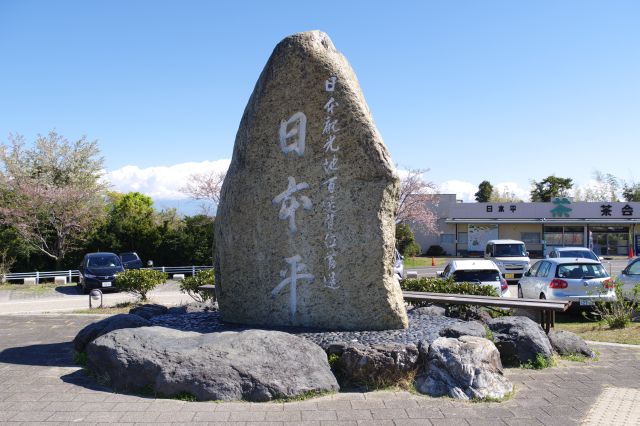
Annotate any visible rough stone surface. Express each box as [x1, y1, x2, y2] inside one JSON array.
[[129, 303, 169, 319], [410, 305, 446, 316], [439, 321, 487, 339], [214, 30, 407, 330], [149, 309, 463, 349], [167, 302, 217, 315], [333, 343, 419, 386], [487, 316, 554, 365], [73, 314, 151, 352], [86, 326, 339, 402], [548, 329, 596, 358], [416, 336, 513, 400]]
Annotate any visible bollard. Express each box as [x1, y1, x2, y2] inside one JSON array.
[[89, 289, 103, 309]]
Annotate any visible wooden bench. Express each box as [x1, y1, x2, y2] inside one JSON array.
[[402, 291, 572, 333]]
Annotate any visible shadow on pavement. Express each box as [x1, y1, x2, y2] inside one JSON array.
[[0, 341, 76, 367], [55, 285, 81, 295]]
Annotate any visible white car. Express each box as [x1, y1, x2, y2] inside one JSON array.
[[484, 239, 530, 285], [546, 247, 602, 262], [439, 259, 511, 297], [518, 258, 615, 307], [617, 257, 640, 299]]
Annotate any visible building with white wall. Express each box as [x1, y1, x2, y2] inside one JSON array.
[[413, 194, 640, 258]]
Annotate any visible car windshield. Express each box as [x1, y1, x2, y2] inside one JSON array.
[[87, 255, 121, 268], [494, 244, 526, 257], [558, 250, 598, 261], [453, 270, 501, 282], [556, 263, 608, 279], [121, 253, 138, 262]]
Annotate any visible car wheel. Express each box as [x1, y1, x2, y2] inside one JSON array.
[[517, 285, 523, 299]]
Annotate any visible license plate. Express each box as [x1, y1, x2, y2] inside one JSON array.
[[579, 299, 593, 306], [505, 273, 514, 279], [102, 282, 112, 287]]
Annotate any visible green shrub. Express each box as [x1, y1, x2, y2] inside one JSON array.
[[179, 269, 215, 303], [396, 223, 422, 257], [425, 245, 446, 256], [115, 269, 167, 301], [587, 279, 639, 329], [402, 277, 499, 317], [401, 277, 498, 297]]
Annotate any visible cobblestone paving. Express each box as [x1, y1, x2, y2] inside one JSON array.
[[1, 314, 639, 425]]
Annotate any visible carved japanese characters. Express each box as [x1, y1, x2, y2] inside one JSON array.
[[214, 31, 408, 330]]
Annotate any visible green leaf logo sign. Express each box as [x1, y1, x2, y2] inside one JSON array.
[[550, 197, 572, 218]]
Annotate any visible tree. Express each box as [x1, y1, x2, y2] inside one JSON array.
[[181, 170, 226, 216], [474, 181, 493, 202], [622, 183, 640, 202], [102, 192, 160, 259], [0, 132, 106, 269], [395, 168, 438, 233], [529, 175, 573, 202], [395, 223, 421, 257], [490, 188, 523, 203], [582, 171, 620, 202]]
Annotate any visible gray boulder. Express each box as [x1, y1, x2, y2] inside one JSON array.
[[214, 30, 407, 330], [334, 343, 419, 386], [86, 327, 339, 401], [487, 316, 553, 365], [548, 329, 595, 358], [73, 314, 151, 352], [416, 336, 513, 400], [439, 321, 487, 339], [129, 303, 169, 319]]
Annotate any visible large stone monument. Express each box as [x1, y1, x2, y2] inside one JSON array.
[[214, 30, 408, 330]]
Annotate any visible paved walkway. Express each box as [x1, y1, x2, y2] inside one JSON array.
[[0, 282, 191, 314], [0, 315, 639, 425]]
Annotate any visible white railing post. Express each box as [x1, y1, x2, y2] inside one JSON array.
[[192, 265, 195, 276], [36, 271, 40, 284]]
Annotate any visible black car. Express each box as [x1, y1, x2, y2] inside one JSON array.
[[119, 252, 143, 269], [78, 252, 124, 294]]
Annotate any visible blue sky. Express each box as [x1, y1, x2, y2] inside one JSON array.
[[1, 1, 639, 210]]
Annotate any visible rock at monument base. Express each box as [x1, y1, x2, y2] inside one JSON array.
[[487, 316, 554, 365], [409, 305, 446, 317], [73, 313, 151, 352], [129, 303, 169, 319], [439, 321, 487, 339], [214, 30, 407, 330], [86, 327, 339, 402], [548, 329, 595, 358], [416, 336, 513, 400], [332, 343, 419, 387]]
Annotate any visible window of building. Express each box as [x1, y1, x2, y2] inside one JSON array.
[[521, 232, 541, 244], [440, 234, 455, 244], [457, 232, 468, 244]]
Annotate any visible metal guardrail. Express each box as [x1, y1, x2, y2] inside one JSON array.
[[1, 265, 214, 284]]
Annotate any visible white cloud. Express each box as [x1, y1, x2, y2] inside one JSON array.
[[439, 180, 478, 202], [102, 159, 231, 200]]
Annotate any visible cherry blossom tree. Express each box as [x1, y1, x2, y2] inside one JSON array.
[[181, 170, 226, 216], [395, 168, 438, 234], [0, 132, 106, 268]]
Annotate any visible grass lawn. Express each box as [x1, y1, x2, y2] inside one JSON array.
[[0, 282, 75, 294], [555, 317, 640, 345], [404, 257, 449, 268], [71, 301, 140, 315]]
